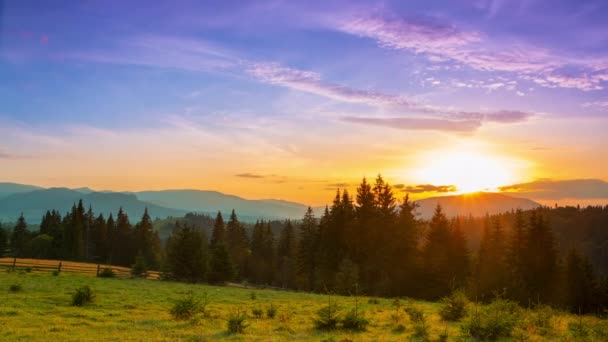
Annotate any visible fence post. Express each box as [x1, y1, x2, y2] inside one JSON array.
[[58, 261, 62, 273], [96, 264, 100, 277], [12, 257, 16, 271]]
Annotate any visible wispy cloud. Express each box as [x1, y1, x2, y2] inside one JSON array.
[[341, 116, 482, 133], [334, 14, 608, 91], [401, 184, 458, 193], [499, 179, 608, 199], [235, 173, 266, 179], [582, 101, 608, 110]]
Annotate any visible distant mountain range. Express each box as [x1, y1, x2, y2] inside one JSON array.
[[0, 182, 541, 224]]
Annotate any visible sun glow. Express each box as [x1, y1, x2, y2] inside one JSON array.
[[413, 148, 519, 193]]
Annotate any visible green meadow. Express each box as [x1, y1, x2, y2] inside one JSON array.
[[1, 271, 607, 341]]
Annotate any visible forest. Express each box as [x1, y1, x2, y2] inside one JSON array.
[[1, 176, 607, 315]]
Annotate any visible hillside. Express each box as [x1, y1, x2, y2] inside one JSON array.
[[414, 192, 541, 219], [135, 190, 314, 219], [0, 182, 43, 199], [0, 188, 186, 223]]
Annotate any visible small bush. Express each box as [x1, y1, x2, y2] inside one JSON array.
[[568, 316, 592, 339], [460, 299, 521, 341], [368, 298, 380, 305], [9, 284, 22, 292], [314, 297, 341, 330], [341, 308, 370, 331], [227, 310, 249, 334], [52, 270, 60, 276], [131, 254, 147, 277], [98, 268, 116, 278], [250, 292, 256, 300], [252, 308, 263, 318], [71, 286, 95, 306], [266, 304, 277, 319], [24, 267, 32, 273], [439, 289, 469, 322], [392, 324, 406, 333], [527, 305, 556, 336], [412, 320, 430, 341], [404, 304, 425, 324], [170, 292, 202, 320]]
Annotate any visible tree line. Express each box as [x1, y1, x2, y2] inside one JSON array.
[[1, 176, 607, 314], [0, 200, 161, 269]]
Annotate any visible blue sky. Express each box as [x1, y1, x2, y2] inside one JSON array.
[[1, 0, 607, 205]]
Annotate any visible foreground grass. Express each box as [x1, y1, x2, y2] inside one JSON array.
[[0, 271, 606, 341]]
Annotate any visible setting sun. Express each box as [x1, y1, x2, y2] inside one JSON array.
[[413, 148, 519, 193]]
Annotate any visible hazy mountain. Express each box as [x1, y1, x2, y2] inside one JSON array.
[[0, 182, 44, 199], [135, 190, 314, 220], [414, 192, 541, 219], [0, 188, 186, 223]]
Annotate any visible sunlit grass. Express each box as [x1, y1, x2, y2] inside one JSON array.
[[0, 271, 605, 341]]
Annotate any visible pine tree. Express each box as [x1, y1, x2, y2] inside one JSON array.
[[93, 213, 109, 263], [113, 208, 135, 266], [389, 194, 420, 296], [449, 217, 469, 289], [166, 222, 208, 282], [11, 214, 30, 257], [208, 242, 235, 284], [106, 213, 116, 263], [277, 220, 297, 288], [422, 205, 453, 299], [225, 210, 249, 279], [475, 216, 508, 300], [524, 209, 557, 302], [249, 221, 275, 284], [506, 209, 527, 301], [133, 208, 161, 269], [297, 207, 319, 291], [565, 248, 598, 313], [210, 211, 225, 248]]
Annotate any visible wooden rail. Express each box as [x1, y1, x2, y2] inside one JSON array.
[[0, 258, 160, 280]]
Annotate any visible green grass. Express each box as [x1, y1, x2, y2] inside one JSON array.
[[0, 271, 606, 341]]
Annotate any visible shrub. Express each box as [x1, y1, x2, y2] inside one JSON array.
[[24, 267, 32, 273], [9, 284, 22, 292], [341, 309, 370, 331], [460, 299, 521, 341], [527, 305, 556, 336], [52, 270, 60, 276], [367, 298, 380, 305], [314, 296, 341, 330], [439, 289, 469, 322], [252, 308, 263, 318], [71, 286, 95, 306], [170, 292, 203, 320], [98, 268, 116, 278], [568, 316, 592, 339], [404, 304, 425, 324], [412, 320, 430, 341], [266, 304, 277, 319], [227, 310, 249, 334], [131, 254, 147, 277], [250, 292, 256, 300]]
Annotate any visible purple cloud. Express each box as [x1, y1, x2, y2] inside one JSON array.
[[334, 15, 608, 91], [499, 179, 608, 200], [341, 116, 482, 133]]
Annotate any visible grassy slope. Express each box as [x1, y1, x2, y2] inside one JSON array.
[[0, 272, 604, 341]]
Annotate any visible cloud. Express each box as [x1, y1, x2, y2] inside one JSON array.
[[401, 184, 458, 193], [341, 116, 482, 133], [499, 179, 608, 199], [326, 182, 350, 188], [246, 62, 432, 113], [235, 173, 266, 178], [582, 101, 608, 110], [334, 15, 608, 91]]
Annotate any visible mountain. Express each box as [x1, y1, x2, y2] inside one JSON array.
[[0, 188, 186, 223], [135, 190, 313, 220], [0, 182, 44, 199], [414, 192, 541, 219]]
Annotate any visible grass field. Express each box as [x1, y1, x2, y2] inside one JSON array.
[[0, 270, 606, 341]]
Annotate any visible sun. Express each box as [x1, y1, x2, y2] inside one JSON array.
[[412, 148, 518, 193]]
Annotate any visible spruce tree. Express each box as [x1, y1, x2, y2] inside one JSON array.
[[297, 207, 319, 291], [93, 213, 109, 263], [208, 242, 235, 284], [210, 211, 225, 248], [134, 208, 160, 269], [11, 213, 30, 257], [422, 205, 453, 299], [114, 208, 134, 266], [565, 248, 597, 313], [225, 210, 249, 279], [166, 222, 208, 282], [277, 220, 297, 288]]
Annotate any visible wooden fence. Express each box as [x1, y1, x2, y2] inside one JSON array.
[[0, 258, 160, 280]]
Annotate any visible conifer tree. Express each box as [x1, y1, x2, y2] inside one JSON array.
[[277, 220, 297, 288], [134, 208, 161, 269], [93, 213, 109, 263], [11, 213, 30, 257], [565, 248, 597, 313], [165, 222, 208, 282], [297, 207, 319, 290], [225, 210, 249, 279], [449, 217, 469, 289], [113, 208, 134, 266], [422, 205, 453, 299], [249, 221, 275, 284], [208, 242, 235, 284], [210, 211, 225, 248], [506, 209, 527, 301], [524, 209, 557, 302]]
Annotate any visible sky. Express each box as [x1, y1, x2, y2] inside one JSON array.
[[1, 0, 607, 206]]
